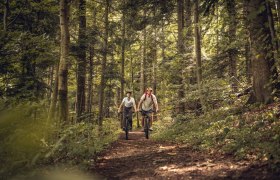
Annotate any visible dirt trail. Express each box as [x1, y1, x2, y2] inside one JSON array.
[[92, 131, 278, 180]]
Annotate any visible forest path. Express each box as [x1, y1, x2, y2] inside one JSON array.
[[92, 130, 271, 179]]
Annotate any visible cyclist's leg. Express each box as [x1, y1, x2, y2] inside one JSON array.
[[128, 108, 133, 129], [147, 109, 153, 130], [141, 111, 146, 131], [123, 107, 129, 129]]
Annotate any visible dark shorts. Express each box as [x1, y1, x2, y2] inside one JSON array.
[[141, 109, 153, 117]]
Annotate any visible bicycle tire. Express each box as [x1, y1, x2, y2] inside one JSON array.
[[125, 117, 129, 140], [144, 116, 149, 139]]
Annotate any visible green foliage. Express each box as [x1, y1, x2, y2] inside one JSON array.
[[0, 101, 121, 178], [0, 101, 53, 177], [153, 102, 280, 164], [45, 119, 121, 167]]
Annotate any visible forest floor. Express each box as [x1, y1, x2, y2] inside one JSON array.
[[92, 130, 279, 180]]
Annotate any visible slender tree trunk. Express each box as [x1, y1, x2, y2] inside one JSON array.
[[226, 0, 238, 92], [194, 0, 204, 109], [266, 0, 279, 59], [185, 0, 192, 90], [121, 11, 126, 99], [161, 20, 166, 63], [140, 11, 147, 94], [76, 0, 87, 119], [98, 0, 109, 126], [86, 8, 97, 116], [152, 7, 157, 95], [275, 0, 280, 23], [87, 45, 94, 114], [48, 63, 59, 120], [245, 40, 252, 84], [243, 0, 252, 84], [247, 0, 278, 103], [58, 0, 70, 123], [177, 0, 185, 114], [48, 66, 54, 101], [3, 0, 9, 32]]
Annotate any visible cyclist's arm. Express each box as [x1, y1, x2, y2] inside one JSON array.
[[137, 99, 143, 111], [132, 98, 137, 112], [118, 99, 125, 112], [138, 94, 145, 111], [153, 95, 159, 112]]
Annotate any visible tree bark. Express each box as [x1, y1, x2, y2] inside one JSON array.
[[98, 0, 109, 126], [243, 0, 252, 84], [121, 10, 126, 99], [76, 0, 87, 119], [177, 0, 185, 114], [247, 0, 278, 103], [226, 0, 238, 92], [194, 0, 204, 109], [48, 63, 59, 120], [58, 0, 70, 123], [245, 40, 252, 84], [140, 10, 147, 94], [87, 45, 94, 114], [3, 0, 9, 32], [266, 0, 279, 60], [86, 8, 97, 116], [275, 0, 280, 23]]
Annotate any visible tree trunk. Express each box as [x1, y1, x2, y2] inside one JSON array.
[[47, 66, 54, 101], [48, 63, 59, 120], [86, 8, 97, 117], [245, 40, 252, 84], [226, 0, 238, 92], [140, 11, 147, 94], [243, 0, 252, 84], [247, 0, 278, 103], [87, 45, 94, 114], [185, 0, 192, 90], [152, 7, 157, 96], [194, 0, 204, 109], [3, 0, 9, 32], [98, 0, 109, 126], [266, 0, 279, 60], [275, 0, 280, 23], [177, 0, 185, 114], [121, 11, 126, 99], [58, 0, 70, 123], [76, 0, 87, 119]]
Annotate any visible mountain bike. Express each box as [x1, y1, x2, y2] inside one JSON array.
[[120, 111, 133, 140], [140, 110, 154, 139]]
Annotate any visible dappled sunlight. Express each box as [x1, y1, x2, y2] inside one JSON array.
[[156, 161, 248, 177]]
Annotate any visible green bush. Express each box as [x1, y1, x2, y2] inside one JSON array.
[[153, 102, 280, 164], [0, 101, 121, 178]]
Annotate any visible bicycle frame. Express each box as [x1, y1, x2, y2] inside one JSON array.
[[140, 110, 153, 139]]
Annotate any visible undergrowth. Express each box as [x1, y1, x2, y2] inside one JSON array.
[[0, 101, 121, 179], [153, 102, 280, 165]]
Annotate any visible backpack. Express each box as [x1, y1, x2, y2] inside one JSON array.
[[143, 93, 155, 105]]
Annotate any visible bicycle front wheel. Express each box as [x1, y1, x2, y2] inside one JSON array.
[[144, 117, 149, 139], [125, 118, 129, 140]]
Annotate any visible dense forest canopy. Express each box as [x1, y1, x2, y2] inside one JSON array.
[[1, 0, 280, 179]]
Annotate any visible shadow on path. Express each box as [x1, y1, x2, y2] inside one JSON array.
[[92, 131, 280, 180]]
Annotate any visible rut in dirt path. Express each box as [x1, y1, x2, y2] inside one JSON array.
[[92, 131, 278, 180]]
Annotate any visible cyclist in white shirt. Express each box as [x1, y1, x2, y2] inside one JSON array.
[[118, 90, 137, 130]]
